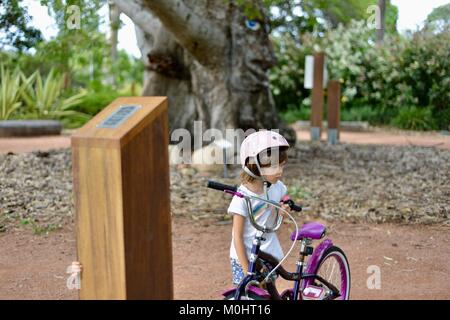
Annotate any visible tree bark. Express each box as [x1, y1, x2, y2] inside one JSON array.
[[108, 0, 120, 86], [113, 0, 296, 146], [377, 0, 386, 45]]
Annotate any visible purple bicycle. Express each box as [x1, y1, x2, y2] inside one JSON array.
[[207, 180, 351, 300]]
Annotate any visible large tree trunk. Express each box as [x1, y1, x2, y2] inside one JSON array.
[[113, 0, 296, 146]]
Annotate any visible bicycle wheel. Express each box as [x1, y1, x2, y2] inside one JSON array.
[[308, 246, 350, 300], [223, 292, 268, 300]]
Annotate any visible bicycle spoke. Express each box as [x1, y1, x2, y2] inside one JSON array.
[[317, 255, 343, 299]]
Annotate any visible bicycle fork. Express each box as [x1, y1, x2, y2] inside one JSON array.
[[292, 238, 313, 300], [233, 230, 265, 300]]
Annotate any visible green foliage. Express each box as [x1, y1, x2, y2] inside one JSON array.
[[270, 35, 310, 109], [398, 30, 450, 120], [20, 217, 59, 235], [271, 19, 450, 130], [426, 3, 450, 32], [288, 185, 312, 202], [77, 87, 121, 116], [0, 0, 43, 52], [0, 65, 37, 120], [0, 0, 143, 129], [280, 104, 311, 124], [0, 65, 24, 120], [1, 65, 90, 124], [391, 106, 437, 131], [109, 51, 145, 89], [19, 69, 89, 122], [266, 0, 397, 42], [340, 105, 380, 122]]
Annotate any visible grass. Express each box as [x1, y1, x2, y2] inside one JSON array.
[[280, 104, 446, 131], [19, 217, 60, 235], [288, 185, 312, 202]]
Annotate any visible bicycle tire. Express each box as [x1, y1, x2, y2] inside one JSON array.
[[308, 246, 351, 300], [223, 292, 268, 300]]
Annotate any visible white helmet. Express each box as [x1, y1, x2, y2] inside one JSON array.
[[240, 130, 289, 179]]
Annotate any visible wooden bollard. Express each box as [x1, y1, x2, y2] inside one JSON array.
[[327, 80, 341, 145], [310, 52, 325, 141], [71, 97, 173, 299]]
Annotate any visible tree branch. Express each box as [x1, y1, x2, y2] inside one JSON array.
[[113, 0, 160, 35], [140, 0, 227, 66]]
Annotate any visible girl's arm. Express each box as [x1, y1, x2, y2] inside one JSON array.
[[232, 214, 249, 273]]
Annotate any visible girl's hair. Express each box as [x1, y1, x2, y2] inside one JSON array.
[[240, 147, 288, 183]]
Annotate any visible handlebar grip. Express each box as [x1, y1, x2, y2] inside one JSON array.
[[290, 203, 302, 212], [207, 180, 237, 193], [281, 196, 302, 212]]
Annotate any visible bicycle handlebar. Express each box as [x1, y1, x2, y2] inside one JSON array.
[[280, 196, 302, 212], [206, 180, 303, 233], [206, 180, 238, 193]]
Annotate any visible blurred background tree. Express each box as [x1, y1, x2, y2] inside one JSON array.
[[0, 0, 144, 128], [0, 0, 43, 52], [0, 0, 447, 131], [425, 3, 450, 32]]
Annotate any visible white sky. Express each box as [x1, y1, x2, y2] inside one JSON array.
[[391, 0, 449, 31], [22, 0, 141, 58], [20, 0, 450, 59]]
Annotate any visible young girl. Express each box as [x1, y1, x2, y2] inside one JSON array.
[[228, 130, 292, 286]]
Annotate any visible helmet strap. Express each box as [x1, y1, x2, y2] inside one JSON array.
[[244, 156, 272, 189], [244, 158, 277, 223], [243, 165, 260, 179], [254, 158, 272, 190]]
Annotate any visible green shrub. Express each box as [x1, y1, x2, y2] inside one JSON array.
[[77, 88, 121, 116], [20, 69, 89, 122], [340, 105, 380, 123], [391, 106, 437, 131], [271, 20, 450, 130], [270, 36, 311, 112], [0, 65, 25, 120], [281, 104, 311, 123]]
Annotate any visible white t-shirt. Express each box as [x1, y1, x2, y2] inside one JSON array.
[[227, 180, 288, 263]]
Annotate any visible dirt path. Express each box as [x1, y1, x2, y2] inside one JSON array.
[[294, 128, 450, 149], [0, 136, 71, 154], [1, 218, 449, 300], [1, 128, 448, 299]]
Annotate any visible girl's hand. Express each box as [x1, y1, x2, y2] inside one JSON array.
[[280, 202, 292, 217], [71, 261, 82, 273]]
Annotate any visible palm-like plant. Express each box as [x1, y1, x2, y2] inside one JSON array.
[[20, 69, 89, 121], [0, 65, 33, 120]]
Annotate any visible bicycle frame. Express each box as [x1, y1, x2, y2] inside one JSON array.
[[231, 232, 340, 300], [226, 192, 339, 300]]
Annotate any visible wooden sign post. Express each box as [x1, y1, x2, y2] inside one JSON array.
[[327, 80, 341, 145], [71, 97, 173, 299], [310, 52, 325, 141]]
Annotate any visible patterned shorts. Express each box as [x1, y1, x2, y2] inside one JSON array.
[[230, 258, 278, 286], [230, 258, 246, 286]]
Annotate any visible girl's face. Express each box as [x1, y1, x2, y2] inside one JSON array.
[[260, 161, 286, 184]]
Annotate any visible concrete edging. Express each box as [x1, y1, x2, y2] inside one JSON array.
[[0, 120, 62, 137]]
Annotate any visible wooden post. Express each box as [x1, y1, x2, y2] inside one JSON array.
[[71, 97, 173, 299], [310, 52, 325, 140], [327, 80, 341, 145]]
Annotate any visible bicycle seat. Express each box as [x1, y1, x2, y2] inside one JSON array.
[[290, 222, 326, 240]]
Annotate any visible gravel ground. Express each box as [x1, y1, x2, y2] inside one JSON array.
[[0, 142, 449, 234]]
